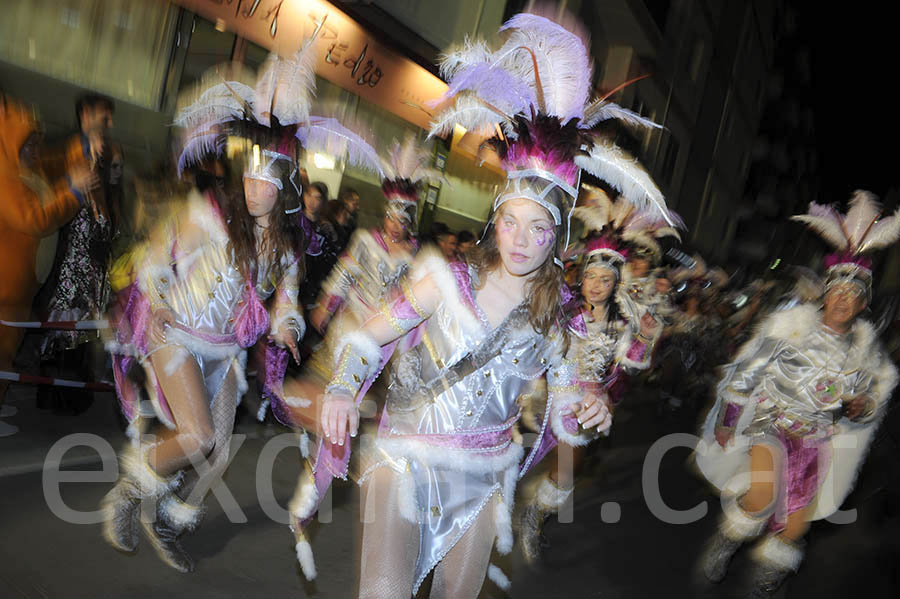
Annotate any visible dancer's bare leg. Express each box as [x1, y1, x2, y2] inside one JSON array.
[[742, 443, 777, 513], [146, 346, 214, 475]]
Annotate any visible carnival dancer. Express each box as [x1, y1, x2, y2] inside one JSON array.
[[517, 223, 664, 562], [100, 34, 382, 572], [695, 191, 900, 596], [621, 212, 679, 319], [268, 135, 429, 450], [284, 11, 677, 596]]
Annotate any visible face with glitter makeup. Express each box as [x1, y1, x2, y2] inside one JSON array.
[[495, 198, 556, 277]]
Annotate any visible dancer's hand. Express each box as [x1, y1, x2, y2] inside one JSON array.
[[639, 311, 660, 339], [150, 308, 177, 345], [273, 327, 301, 364], [68, 164, 100, 196], [321, 390, 358, 445], [564, 394, 612, 433], [714, 425, 734, 448]]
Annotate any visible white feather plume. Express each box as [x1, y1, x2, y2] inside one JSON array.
[[381, 135, 445, 186], [858, 206, 900, 253], [790, 203, 848, 251], [844, 190, 882, 250], [439, 38, 493, 80], [581, 100, 663, 130], [174, 80, 255, 131], [428, 94, 506, 138], [495, 13, 593, 122], [253, 43, 318, 127], [300, 117, 384, 177], [574, 141, 674, 225]]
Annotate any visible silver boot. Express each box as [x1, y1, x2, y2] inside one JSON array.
[[101, 445, 178, 553], [518, 476, 572, 564], [700, 495, 769, 583], [746, 535, 804, 598], [143, 492, 204, 573]]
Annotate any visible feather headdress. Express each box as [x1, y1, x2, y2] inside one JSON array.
[[175, 30, 382, 212], [791, 190, 900, 297], [572, 185, 683, 265], [378, 135, 445, 228], [430, 11, 676, 252]]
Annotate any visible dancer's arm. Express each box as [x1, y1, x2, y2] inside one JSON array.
[[713, 330, 782, 446], [549, 344, 612, 446], [320, 273, 439, 442], [270, 258, 304, 363]]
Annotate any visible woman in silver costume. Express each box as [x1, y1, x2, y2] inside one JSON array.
[[695, 191, 900, 596], [101, 36, 384, 572], [101, 141, 304, 572], [284, 12, 678, 596]]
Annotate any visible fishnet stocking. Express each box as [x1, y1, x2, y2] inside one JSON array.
[[178, 365, 240, 504], [430, 492, 497, 599], [358, 467, 418, 599]]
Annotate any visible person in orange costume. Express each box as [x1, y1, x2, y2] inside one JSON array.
[[0, 94, 96, 435]]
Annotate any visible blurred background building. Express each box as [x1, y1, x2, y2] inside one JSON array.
[[1, 0, 821, 255]]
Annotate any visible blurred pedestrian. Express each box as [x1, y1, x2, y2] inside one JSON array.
[[37, 94, 119, 414], [0, 94, 97, 436]]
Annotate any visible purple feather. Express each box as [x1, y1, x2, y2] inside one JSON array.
[[439, 62, 537, 115]]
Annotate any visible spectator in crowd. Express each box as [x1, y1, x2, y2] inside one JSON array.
[[0, 94, 97, 436]]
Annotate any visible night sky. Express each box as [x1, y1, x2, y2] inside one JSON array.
[[805, 3, 900, 206]]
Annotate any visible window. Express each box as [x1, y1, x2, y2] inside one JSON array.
[[0, 0, 178, 109]]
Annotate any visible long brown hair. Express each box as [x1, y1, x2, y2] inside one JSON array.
[[222, 177, 305, 287], [467, 201, 571, 343]]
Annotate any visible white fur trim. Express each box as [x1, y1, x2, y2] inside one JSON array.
[[411, 249, 482, 338], [285, 396, 312, 408], [373, 436, 524, 476], [121, 446, 179, 498], [753, 535, 804, 572], [162, 346, 191, 376], [550, 396, 594, 447], [721, 494, 767, 541], [397, 466, 420, 524], [256, 399, 270, 422], [187, 190, 229, 243], [494, 494, 513, 554], [159, 494, 203, 531], [164, 327, 243, 361], [535, 475, 573, 512], [288, 470, 319, 520], [272, 309, 305, 342], [332, 330, 381, 378], [295, 537, 317, 580], [487, 564, 511, 590], [299, 431, 310, 459], [615, 318, 660, 371]]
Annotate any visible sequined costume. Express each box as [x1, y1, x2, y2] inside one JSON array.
[[696, 303, 896, 526], [291, 252, 593, 593], [109, 189, 301, 431]]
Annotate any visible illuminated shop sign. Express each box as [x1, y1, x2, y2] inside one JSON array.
[[173, 0, 447, 130]]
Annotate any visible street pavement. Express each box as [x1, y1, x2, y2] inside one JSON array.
[[1, 380, 898, 598]]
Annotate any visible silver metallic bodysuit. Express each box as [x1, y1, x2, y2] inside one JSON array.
[[330, 252, 588, 592]]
